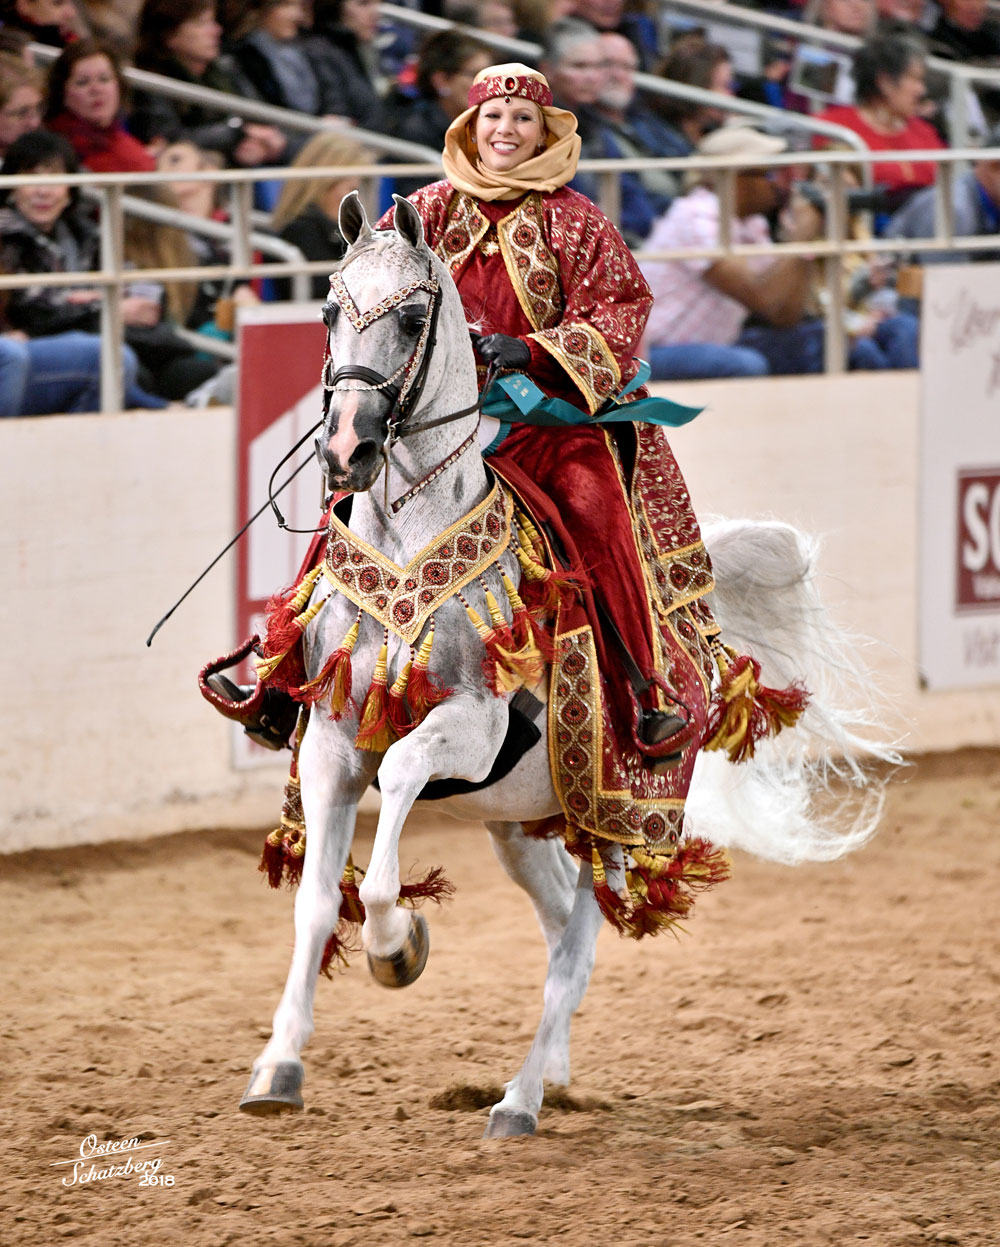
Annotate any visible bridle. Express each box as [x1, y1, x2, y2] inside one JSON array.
[[319, 254, 492, 513]]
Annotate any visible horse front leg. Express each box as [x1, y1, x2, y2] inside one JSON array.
[[485, 861, 603, 1138], [240, 726, 368, 1115], [359, 697, 504, 985]]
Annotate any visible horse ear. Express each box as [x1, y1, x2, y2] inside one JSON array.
[[391, 194, 427, 251], [339, 190, 371, 246]]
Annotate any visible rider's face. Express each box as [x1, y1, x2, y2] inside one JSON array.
[[475, 98, 545, 174]]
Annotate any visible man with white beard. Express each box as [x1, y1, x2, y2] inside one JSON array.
[[595, 31, 692, 220]]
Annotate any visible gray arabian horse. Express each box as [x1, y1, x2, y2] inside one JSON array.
[[238, 193, 898, 1138]]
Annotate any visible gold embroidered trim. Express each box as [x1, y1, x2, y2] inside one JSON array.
[[322, 481, 514, 644], [434, 193, 489, 275], [530, 322, 621, 415], [497, 194, 562, 332], [548, 626, 687, 849]]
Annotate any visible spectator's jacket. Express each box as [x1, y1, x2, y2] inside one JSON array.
[[275, 203, 347, 301], [930, 16, 1000, 63], [229, 32, 327, 115], [886, 169, 1000, 263], [46, 111, 155, 174], [813, 105, 945, 207], [128, 56, 250, 156], [299, 21, 387, 132], [387, 96, 450, 197], [0, 204, 100, 337]]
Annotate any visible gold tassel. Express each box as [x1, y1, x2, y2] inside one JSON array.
[[354, 634, 397, 752]]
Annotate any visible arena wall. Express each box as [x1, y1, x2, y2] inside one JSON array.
[[3, 373, 997, 853]]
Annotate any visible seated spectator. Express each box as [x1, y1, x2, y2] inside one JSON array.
[[45, 38, 156, 172], [815, 33, 945, 211], [876, 0, 928, 35], [269, 131, 364, 299], [566, 0, 657, 69], [513, 0, 578, 40], [446, 0, 520, 40], [886, 128, 1000, 263], [0, 53, 43, 164], [229, 0, 341, 118], [388, 30, 491, 196], [930, 0, 1000, 122], [595, 31, 687, 217], [153, 137, 262, 341], [652, 42, 734, 156], [0, 130, 165, 411], [805, 0, 877, 36], [930, 0, 1000, 64], [641, 124, 822, 379], [541, 18, 660, 242], [129, 0, 290, 170], [0, 0, 86, 48], [298, 0, 389, 132]]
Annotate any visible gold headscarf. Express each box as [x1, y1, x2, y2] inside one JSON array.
[[442, 63, 581, 202]]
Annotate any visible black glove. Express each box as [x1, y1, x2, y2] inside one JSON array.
[[474, 333, 532, 370]]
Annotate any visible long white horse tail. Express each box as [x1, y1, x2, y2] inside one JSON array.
[[685, 517, 906, 865]]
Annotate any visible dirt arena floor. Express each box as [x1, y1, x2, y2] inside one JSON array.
[[1, 749, 997, 1247]]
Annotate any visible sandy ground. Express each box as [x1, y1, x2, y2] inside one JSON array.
[[1, 749, 998, 1247]]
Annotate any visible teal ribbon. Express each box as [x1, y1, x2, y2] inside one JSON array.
[[480, 359, 702, 431]]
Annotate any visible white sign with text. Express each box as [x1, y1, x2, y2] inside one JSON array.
[[920, 266, 1000, 690]]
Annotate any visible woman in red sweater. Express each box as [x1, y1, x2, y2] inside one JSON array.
[[45, 38, 156, 173], [816, 33, 945, 210]]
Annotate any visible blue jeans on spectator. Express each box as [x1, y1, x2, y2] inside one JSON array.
[[0, 332, 166, 417], [647, 313, 920, 381], [848, 314, 920, 370], [647, 341, 770, 379]]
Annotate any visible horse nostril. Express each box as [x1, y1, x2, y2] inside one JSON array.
[[349, 439, 378, 468]]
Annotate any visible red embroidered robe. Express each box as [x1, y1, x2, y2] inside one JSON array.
[[379, 183, 711, 741]]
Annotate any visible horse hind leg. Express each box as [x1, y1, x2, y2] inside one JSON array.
[[484, 861, 603, 1138], [487, 821, 578, 1086]]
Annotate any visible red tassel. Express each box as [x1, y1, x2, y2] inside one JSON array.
[[259, 829, 285, 890], [297, 621, 359, 719], [407, 622, 453, 725]]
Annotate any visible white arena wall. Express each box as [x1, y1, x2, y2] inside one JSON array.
[[2, 372, 997, 854]]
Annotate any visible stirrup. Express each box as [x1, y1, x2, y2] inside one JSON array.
[[198, 639, 298, 751]]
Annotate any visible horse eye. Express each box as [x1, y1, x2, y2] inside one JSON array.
[[399, 310, 426, 335], [322, 302, 339, 329]]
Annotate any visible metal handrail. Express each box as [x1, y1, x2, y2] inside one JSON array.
[[377, 3, 867, 152], [0, 148, 994, 404]]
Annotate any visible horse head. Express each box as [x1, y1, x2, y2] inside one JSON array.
[[316, 191, 471, 494]]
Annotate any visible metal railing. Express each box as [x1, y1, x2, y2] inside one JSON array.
[[659, 0, 1000, 148], [0, 147, 994, 408], [378, 3, 867, 153]]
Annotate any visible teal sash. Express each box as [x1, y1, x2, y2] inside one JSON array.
[[480, 360, 702, 435]]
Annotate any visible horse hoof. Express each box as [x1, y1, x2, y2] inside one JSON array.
[[238, 1061, 304, 1115], [367, 912, 429, 989], [483, 1108, 537, 1138]]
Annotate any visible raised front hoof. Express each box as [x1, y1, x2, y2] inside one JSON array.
[[367, 912, 429, 989], [238, 1061, 304, 1115], [483, 1108, 537, 1139]]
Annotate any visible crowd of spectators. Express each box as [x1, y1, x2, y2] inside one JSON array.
[[1, 0, 1000, 410]]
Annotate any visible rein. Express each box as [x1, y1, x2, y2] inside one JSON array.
[[323, 255, 495, 515]]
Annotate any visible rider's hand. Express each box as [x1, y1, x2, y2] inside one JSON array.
[[474, 333, 531, 370]]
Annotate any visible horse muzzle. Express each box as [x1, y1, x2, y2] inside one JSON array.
[[316, 434, 383, 492]]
